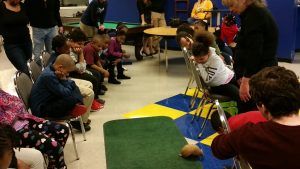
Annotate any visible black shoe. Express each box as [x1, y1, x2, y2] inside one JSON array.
[[96, 98, 105, 104], [108, 78, 121, 84], [117, 74, 131, 79], [70, 121, 91, 132], [100, 84, 108, 91]]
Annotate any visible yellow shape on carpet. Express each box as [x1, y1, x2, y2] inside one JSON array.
[[123, 104, 186, 120], [200, 133, 219, 146], [185, 88, 203, 98], [189, 103, 214, 119]]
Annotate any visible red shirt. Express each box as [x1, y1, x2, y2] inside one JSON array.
[[228, 111, 267, 131], [220, 23, 239, 44], [83, 42, 99, 65]]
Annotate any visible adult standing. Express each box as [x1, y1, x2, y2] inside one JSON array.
[[222, 0, 278, 103], [137, 0, 154, 55], [24, 0, 63, 63], [80, 0, 108, 38], [0, 0, 32, 75]]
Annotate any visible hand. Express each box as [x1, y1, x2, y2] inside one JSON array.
[[189, 55, 195, 61], [98, 25, 105, 31], [239, 77, 251, 102], [112, 58, 122, 65], [55, 70, 67, 80], [73, 47, 82, 55], [17, 159, 30, 169], [141, 21, 146, 25], [58, 27, 64, 34]]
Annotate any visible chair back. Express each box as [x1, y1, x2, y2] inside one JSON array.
[[182, 47, 193, 74], [14, 71, 33, 110], [27, 59, 42, 82], [40, 51, 51, 69]]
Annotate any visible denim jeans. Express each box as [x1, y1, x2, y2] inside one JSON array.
[[32, 27, 57, 64], [4, 41, 32, 75]]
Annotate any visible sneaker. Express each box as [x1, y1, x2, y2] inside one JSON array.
[[100, 84, 108, 91], [117, 74, 131, 79], [91, 100, 104, 112], [70, 104, 87, 117], [96, 98, 105, 104], [70, 121, 91, 132], [108, 78, 121, 84]]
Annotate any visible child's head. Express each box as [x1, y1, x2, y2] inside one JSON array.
[[52, 35, 70, 55], [0, 124, 18, 169], [176, 23, 194, 37], [194, 20, 208, 32], [116, 22, 129, 33], [116, 30, 126, 44], [53, 54, 76, 77], [176, 31, 193, 50], [68, 28, 88, 49], [192, 32, 214, 64], [249, 66, 300, 119], [210, 110, 232, 133], [223, 13, 237, 27], [91, 34, 104, 52]]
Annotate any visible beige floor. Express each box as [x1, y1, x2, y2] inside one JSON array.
[[0, 45, 299, 169]]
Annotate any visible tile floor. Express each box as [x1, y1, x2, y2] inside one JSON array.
[[0, 44, 299, 169]]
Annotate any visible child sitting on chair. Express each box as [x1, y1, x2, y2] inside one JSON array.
[[191, 32, 246, 113], [107, 30, 131, 84]]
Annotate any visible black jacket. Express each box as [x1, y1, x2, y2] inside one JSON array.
[[24, 0, 62, 28], [235, 4, 278, 78]]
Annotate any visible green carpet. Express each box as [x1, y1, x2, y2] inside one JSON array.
[[103, 116, 202, 169]]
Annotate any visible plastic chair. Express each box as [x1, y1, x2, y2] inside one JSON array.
[[14, 71, 86, 160]]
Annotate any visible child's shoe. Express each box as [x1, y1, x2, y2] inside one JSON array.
[[117, 74, 131, 79], [108, 78, 121, 84]]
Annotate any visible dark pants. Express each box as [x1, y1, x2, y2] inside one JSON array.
[[107, 56, 123, 80], [4, 41, 32, 75], [210, 78, 256, 114], [87, 68, 104, 83], [70, 72, 101, 98], [40, 96, 79, 118]]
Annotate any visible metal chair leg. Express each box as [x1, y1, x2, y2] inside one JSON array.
[[184, 75, 194, 95], [190, 87, 199, 109], [198, 103, 215, 138], [67, 122, 79, 160], [79, 116, 86, 141], [191, 97, 206, 122]]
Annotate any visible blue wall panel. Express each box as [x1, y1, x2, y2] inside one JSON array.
[[105, 0, 298, 61], [296, 7, 300, 50]]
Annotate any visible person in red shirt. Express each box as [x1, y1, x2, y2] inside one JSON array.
[[83, 34, 110, 83], [220, 14, 239, 46], [211, 66, 300, 169]]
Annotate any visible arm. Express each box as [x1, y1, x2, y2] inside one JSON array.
[[191, 4, 197, 18], [90, 2, 99, 28], [203, 1, 213, 19], [108, 40, 123, 58], [43, 75, 75, 97], [99, 2, 107, 25], [137, 0, 146, 24], [55, 0, 63, 28]]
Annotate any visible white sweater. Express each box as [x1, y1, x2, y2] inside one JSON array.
[[196, 47, 234, 87]]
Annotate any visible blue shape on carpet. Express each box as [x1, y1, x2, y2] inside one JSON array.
[[156, 94, 201, 113], [198, 143, 234, 169], [174, 114, 215, 141]]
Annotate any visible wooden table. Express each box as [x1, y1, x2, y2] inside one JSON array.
[[144, 27, 177, 71]]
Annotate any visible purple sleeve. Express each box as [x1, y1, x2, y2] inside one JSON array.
[[108, 40, 123, 58]]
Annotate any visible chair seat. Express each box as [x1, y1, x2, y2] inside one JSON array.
[[45, 116, 75, 121], [210, 94, 232, 102]]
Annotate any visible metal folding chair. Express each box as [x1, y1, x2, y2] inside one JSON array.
[[14, 71, 86, 160], [40, 51, 51, 69], [27, 59, 42, 83]]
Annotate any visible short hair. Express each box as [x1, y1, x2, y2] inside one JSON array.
[[176, 23, 194, 37], [192, 32, 214, 57], [54, 54, 75, 69], [116, 22, 128, 32], [194, 20, 208, 31], [249, 66, 300, 118], [69, 28, 87, 42], [0, 124, 19, 158], [116, 30, 126, 37], [52, 35, 67, 52]]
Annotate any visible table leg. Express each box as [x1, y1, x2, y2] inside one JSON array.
[[165, 39, 168, 71], [217, 12, 221, 26], [158, 41, 161, 65]]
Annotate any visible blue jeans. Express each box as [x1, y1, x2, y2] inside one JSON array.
[[32, 27, 57, 64], [4, 41, 32, 75], [187, 17, 199, 24]]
